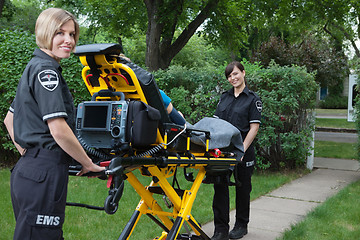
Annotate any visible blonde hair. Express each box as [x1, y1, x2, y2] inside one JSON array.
[[35, 8, 79, 50]]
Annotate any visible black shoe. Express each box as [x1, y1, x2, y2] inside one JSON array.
[[211, 231, 229, 240], [229, 226, 247, 239]]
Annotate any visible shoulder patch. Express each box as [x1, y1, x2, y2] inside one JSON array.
[[38, 69, 59, 91], [255, 100, 262, 112]]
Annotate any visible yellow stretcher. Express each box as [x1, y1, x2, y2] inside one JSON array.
[[68, 43, 241, 240]]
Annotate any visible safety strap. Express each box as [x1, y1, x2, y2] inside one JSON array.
[[86, 55, 101, 87]]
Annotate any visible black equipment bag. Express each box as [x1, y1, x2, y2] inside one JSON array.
[[126, 101, 161, 147]]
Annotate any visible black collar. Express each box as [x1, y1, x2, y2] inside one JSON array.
[[227, 85, 250, 97], [33, 48, 62, 72]]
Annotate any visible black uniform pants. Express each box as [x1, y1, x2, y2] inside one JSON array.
[[212, 147, 255, 234], [10, 148, 70, 240]]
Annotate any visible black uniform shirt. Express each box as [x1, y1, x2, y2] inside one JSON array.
[[10, 49, 76, 151], [214, 86, 262, 137]]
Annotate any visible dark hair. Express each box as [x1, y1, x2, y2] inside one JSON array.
[[225, 61, 245, 79]]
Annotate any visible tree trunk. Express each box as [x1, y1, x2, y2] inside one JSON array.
[[144, 0, 163, 71], [144, 0, 220, 71], [0, 0, 5, 18]]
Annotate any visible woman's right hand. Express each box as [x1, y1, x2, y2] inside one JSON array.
[[76, 163, 105, 176]]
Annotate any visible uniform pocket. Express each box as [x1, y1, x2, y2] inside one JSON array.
[[217, 98, 232, 112], [18, 165, 47, 183]]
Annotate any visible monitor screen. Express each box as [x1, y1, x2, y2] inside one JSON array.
[[83, 105, 108, 129]]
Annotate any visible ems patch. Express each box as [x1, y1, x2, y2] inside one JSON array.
[[38, 69, 59, 91], [36, 214, 61, 226], [26, 211, 64, 228], [255, 100, 262, 112]]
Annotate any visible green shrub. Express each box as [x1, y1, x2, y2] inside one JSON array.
[[244, 60, 318, 170], [319, 95, 347, 109], [154, 64, 229, 123], [0, 28, 36, 164]]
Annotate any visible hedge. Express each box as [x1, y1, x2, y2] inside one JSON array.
[[244, 61, 318, 169]]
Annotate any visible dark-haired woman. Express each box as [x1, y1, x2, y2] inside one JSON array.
[[211, 61, 262, 240]]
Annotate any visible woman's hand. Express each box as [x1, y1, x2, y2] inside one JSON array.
[[76, 163, 105, 176]]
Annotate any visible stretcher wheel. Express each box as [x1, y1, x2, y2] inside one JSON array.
[[104, 195, 118, 214]]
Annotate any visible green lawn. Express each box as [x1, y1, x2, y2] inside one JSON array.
[[278, 180, 360, 240], [314, 141, 357, 159], [315, 108, 348, 116], [315, 118, 356, 129], [0, 168, 302, 240]]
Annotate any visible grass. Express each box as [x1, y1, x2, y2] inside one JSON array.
[[314, 141, 357, 159], [315, 108, 348, 116], [0, 168, 303, 240], [278, 180, 360, 240], [316, 118, 356, 129]]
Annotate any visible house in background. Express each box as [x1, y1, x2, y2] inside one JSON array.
[[316, 74, 357, 122]]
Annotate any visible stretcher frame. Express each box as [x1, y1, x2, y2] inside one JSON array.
[[70, 43, 240, 240]]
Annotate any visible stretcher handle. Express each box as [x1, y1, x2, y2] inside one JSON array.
[[91, 90, 125, 101], [68, 169, 107, 177], [68, 165, 107, 178]]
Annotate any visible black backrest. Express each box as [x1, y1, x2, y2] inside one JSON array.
[[75, 43, 172, 133]]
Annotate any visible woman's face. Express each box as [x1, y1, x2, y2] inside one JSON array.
[[227, 66, 246, 90], [45, 20, 76, 62]]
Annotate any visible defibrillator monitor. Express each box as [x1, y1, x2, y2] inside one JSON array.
[[83, 105, 109, 130], [76, 101, 128, 149]]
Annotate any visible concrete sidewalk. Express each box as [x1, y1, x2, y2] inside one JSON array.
[[200, 158, 360, 239], [199, 112, 359, 239]]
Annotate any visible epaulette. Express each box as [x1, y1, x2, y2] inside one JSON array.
[[249, 90, 260, 98]]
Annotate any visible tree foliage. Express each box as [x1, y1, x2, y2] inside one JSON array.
[[251, 35, 349, 113], [46, 0, 360, 74], [53, 0, 251, 70], [252, 36, 349, 92], [4, 0, 360, 71], [0, 0, 15, 20], [0, 0, 41, 32], [250, 0, 360, 59], [300, 0, 360, 58], [84, 0, 280, 67]]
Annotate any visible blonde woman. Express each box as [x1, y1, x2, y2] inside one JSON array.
[[4, 8, 104, 239]]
